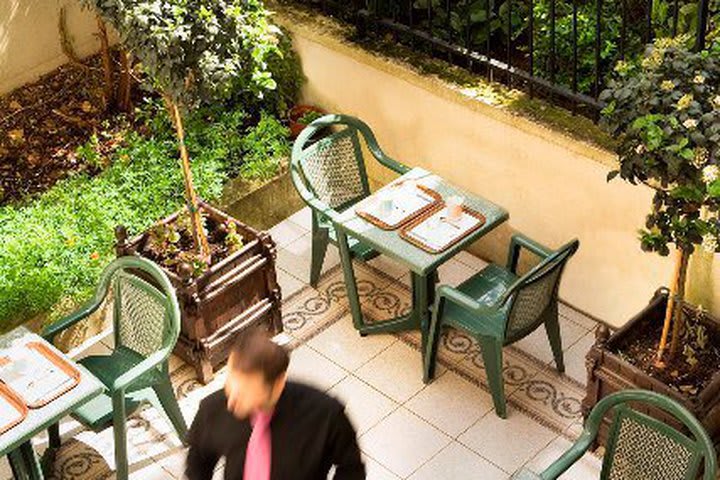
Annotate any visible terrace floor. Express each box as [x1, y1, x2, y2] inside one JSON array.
[[2, 208, 603, 480]]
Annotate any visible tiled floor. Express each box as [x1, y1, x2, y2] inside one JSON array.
[[4, 208, 605, 480]]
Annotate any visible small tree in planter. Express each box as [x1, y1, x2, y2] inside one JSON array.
[[82, 0, 286, 382], [600, 36, 720, 369], [582, 37, 720, 446], [82, 0, 281, 261]]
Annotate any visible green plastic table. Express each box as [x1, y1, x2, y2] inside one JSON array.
[[0, 327, 104, 479], [334, 167, 509, 372]]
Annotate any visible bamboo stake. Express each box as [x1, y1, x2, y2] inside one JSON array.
[[655, 248, 684, 366], [117, 50, 133, 113], [96, 16, 115, 111], [165, 96, 211, 259]]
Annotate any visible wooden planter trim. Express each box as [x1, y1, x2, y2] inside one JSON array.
[[584, 289, 720, 445], [116, 200, 282, 384]]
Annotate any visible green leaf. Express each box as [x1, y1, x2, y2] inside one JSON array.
[[670, 185, 704, 202], [708, 180, 720, 198], [607, 170, 620, 182]]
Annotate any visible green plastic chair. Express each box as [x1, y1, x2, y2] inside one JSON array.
[[513, 389, 718, 480], [42, 256, 187, 480], [424, 234, 579, 418], [290, 114, 410, 286]]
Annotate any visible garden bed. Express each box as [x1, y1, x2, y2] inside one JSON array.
[[0, 51, 133, 204]]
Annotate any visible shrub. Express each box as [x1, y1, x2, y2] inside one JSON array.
[[600, 37, 720, 361], [0, 132, 225, 330], [0, 105, 292, 331]]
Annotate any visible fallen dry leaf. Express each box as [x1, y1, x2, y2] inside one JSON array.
[[8, 129, 24, 143]]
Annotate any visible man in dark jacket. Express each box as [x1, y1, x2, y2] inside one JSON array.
[[185, 330, 365, 480]]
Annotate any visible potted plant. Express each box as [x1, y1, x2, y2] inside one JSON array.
[[288, 104, 326, 138], [585, 36, 720, 444], [83, 0, 285, 382]]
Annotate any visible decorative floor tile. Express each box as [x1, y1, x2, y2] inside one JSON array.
[[408, 442, 508, 480], [459, 411, 558, 473], [269, 218, 307, 248], [328, 375, 399, 435], [287, 207, 312, 231], [277, 267, 307, 299], [363, 455, 401, 480], [507, 368, 585, 432], [355, 342, 439, 403], [360, 408, 451, 478], [308, 314, 396, 372], [287, 345, 348, 392], [406, 371, 494, 438], [561, 331, 594, 385], [513, 317, 589, 366]]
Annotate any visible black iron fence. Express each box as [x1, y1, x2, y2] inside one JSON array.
[[291, 0, 718, 118]]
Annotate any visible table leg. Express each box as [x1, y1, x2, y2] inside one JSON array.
[[412, 271, 437, 368], [8, 448, 29, 480], [21, 442, 43, 480], [8, 442, 43, 480]]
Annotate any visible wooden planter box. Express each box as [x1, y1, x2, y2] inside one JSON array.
[[115, 201, 283, 383], [583, 289, 720, 447]]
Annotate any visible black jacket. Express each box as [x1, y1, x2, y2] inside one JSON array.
[[185, 381, 365, 480]]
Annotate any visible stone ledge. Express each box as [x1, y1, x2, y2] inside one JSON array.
[[269, 0, 618, 169]]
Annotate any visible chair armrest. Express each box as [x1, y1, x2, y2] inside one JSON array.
[[507, 233, 553, 274], [367, 144, 410, 175], [112, 350, 169, 391], [538, 430, 595, 480], [351, 117, 410, 175], [42, 297, 105, 343], [436, 285, 498, 318]]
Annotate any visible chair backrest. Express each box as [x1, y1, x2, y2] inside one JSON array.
[[501, 240, 579, 342], [291, 114, 373, 212], [585, 390, 717, 480], [95, 257, 181, 361]]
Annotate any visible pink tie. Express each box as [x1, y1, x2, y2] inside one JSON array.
[[244, 410, 273, 480]]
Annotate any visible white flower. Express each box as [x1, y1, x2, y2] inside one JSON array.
[[693, 147, 709, 168], [702, 165, 719, 184], [661, 80, 675, 91], [702, 234, 718, 253], [635, 144, 646, 154], [683, 119, 698, 129], [694, 74, 706, 84]]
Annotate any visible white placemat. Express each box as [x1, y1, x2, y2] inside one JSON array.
[[0, 347, 75, 407], [405, 208, 482, 252], [357, 183, 436, 226]]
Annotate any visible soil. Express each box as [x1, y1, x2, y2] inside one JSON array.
[[614, 307, 720, 397], [139, 212, 240, 278], [0, 51, 136, 205]]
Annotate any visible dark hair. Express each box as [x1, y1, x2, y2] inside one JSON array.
[[230, 330, 290, 384]]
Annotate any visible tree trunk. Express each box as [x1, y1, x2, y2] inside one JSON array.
[[655, 249, 684, 366], [668, 248, 691, 359], [116, 49, 133, 113], [164, 96, 211, 259], [97, 16, 115, 111]]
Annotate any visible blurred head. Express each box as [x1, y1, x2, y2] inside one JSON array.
[[224, 330, 289, 419]]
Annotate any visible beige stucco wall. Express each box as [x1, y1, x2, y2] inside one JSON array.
[[0, 0, 103, 94], [281, 18, 720, 328]]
